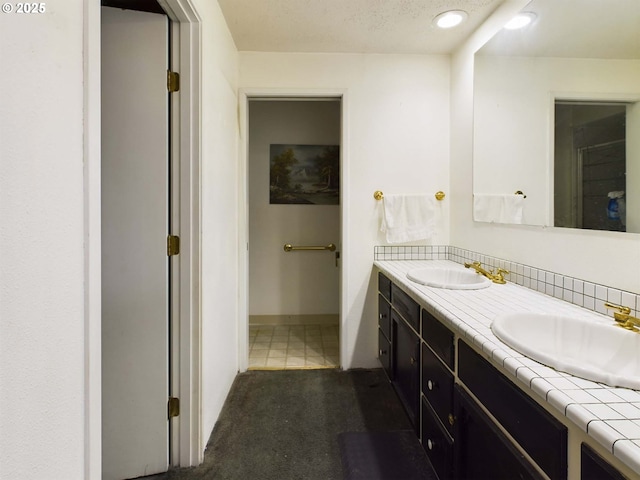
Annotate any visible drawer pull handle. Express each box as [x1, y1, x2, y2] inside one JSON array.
[[379, 349, 387, 356], [448, 413, 455, 426], [427, 379, 437, 391], [410, 356, 416, 365], [427, 439, 435, 450]]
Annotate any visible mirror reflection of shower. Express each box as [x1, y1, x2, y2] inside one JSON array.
[[554, 102, 629, 232]]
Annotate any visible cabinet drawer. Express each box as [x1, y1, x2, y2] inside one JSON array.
[[422, 309, 454, 370], [458, 340, 568, 480], [422, 343, 454, 436], [378, 272, 391, 302], [378, 294, 391, 341], [421, 398, 454, 480], [391, 283, 420, 332], [378, 328, 392, 380]]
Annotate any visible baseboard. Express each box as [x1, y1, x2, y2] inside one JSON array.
[[249, 314, 339, 326]]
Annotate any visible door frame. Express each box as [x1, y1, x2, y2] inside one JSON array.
[[84, 1, 203, 477], [238, 89, 349, 371]]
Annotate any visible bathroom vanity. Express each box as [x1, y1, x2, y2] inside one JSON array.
[[376, 259, 639, 480]]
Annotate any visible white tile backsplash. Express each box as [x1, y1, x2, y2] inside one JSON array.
[[373, 245, 639, 317]]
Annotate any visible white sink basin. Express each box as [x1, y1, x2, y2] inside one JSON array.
[[491, 312, 640, 390], [406, 267, 491, 290]]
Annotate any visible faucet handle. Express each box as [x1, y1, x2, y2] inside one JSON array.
[[491, 268, 508, 284], [604, 302, 631, 315], [605, 302, 632, 324]]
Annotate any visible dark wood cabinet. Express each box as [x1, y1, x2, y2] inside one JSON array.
[[377, 274, 392, 380], [458, 340, 568, 480], [581, 444, 627, 480], [392, 310, 420, 431], [376, 271, 573, 480], [454, 384, 544, 480]]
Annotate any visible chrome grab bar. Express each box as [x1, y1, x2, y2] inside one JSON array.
[[283, 243, 336, 252]]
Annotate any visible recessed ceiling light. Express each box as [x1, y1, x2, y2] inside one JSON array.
[[433, 10, 468, 29], [504, 12, 536, 30]]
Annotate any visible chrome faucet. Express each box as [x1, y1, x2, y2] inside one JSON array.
[[464, 261, 509, 284], [605, 302, 640, 332]]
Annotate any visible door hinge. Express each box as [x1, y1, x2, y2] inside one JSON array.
[[167, 70, 180, 92], [167, 235, 180, 256], [168, 397, 180, 418]]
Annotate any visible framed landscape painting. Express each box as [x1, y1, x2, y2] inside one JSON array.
[[269, 144, 340, 205]]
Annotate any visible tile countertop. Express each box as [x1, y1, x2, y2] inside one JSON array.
[[374, 259, 640, 477]]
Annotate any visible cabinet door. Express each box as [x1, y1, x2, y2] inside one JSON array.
[[581, 444, 626, 480], [454, 385, 544, 480], [458, 340, 567, 480], [392, 311, 420, 431]]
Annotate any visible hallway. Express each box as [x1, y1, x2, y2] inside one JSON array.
[[147, 369, 432, 480]]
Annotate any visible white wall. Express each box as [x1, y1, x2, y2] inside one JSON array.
[[1, 1, 239, 477], [248, 100, 341, 317], [0, 3, 86, 479], [240, 52, 451, 367], [193, 0, 240, 448], [451, 1, 640, 296]]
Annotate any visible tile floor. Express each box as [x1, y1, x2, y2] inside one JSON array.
[[248, 324, 339, 370]]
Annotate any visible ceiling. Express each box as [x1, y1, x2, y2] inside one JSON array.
[[216, 0, 502, 55], [479, 0, 640, 59]]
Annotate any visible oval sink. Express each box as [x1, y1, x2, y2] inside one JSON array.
[[492, 312, 640, 390], [406, 267, 491, 290]]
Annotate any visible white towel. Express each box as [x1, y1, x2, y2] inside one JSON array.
[[380, 194, 436, 243], [473, 194, 523, 224]]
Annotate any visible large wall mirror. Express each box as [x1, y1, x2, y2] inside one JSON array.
[[473, 0, 640, 232]]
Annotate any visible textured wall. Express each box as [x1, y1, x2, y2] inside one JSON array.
[[0, 3, 86, 479], [239, 52, 451, 368]]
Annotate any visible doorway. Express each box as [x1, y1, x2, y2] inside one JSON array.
[[246, 98, 342, 370], [98, 0, 202, 477]]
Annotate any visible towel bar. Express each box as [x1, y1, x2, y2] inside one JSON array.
[[374, 190, 446, 201], [284, 243, 336, 252]]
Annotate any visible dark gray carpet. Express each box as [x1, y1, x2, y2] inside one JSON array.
[[338, 431, 436, 480], [147, 368, 422, 480]]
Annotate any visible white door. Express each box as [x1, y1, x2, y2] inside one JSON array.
[[101, 7, 170, 479]]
